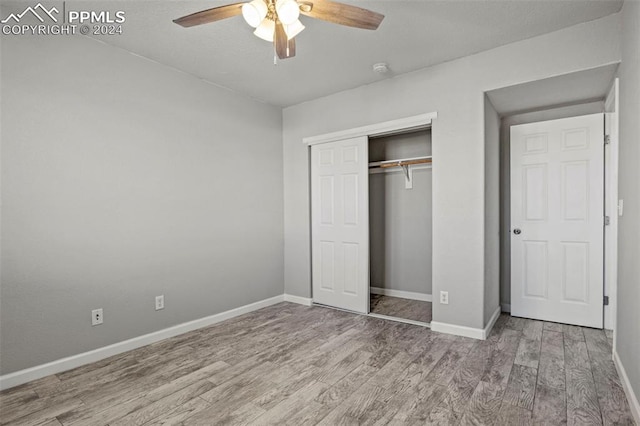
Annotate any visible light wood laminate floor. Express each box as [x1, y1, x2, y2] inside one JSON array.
[[370, 294, 432, 323], [0, 303, 634, 425]]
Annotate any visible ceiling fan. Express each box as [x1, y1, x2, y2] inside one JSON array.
[[173, 0, 384, 60]]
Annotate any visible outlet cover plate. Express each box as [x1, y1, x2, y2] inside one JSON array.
[[92, 308, 103, 326]]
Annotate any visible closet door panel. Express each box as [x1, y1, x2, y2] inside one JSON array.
[[311, 136, 369, 313], [319, 176, 335, 225], [343, 174, 359, 226], [342, 242, 359, 295], [319, 241, 336, 290]]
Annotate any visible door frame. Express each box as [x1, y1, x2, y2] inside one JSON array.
[[304, 113, 437, 146], [604, 78, 619, 335], [506, 91, 620, 332], [304, 112, 438, 313]]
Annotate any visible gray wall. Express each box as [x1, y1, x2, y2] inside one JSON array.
[[0, 36, 284, 374], [369, 132, 432, 296], [283, 13, 621, 330], [498, 102, 605, 310], [483, 97, 500, 324], [616, 0, 640, 409]]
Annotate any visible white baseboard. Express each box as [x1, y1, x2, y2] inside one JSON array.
[[613, 350, 640, 424], [430, 321, 485, 339], [501, 303, 511, 313], [0, 294, 285, 391], [431, 306, 501, 340], [370, 287, 432, 302], [484, 306, 502, 338], [368, 313, 430, 328], [283, 294, 313, 306]]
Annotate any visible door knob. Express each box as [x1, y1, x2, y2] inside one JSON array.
[[513, 228, 522, 235]]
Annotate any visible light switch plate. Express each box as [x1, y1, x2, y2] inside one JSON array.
[[155, 295, 164, 311]]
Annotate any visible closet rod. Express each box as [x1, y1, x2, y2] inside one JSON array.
[[380, 158, 432, 168], [369, 156, 432, 169]]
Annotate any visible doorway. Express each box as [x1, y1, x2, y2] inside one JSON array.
[[368, 130, 432, 324]]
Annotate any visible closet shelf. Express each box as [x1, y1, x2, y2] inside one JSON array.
[[368, 156, 432, 169], [368, 156, 432, 189]]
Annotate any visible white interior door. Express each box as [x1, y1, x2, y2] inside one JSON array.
[[511, 113, 604, 328], [311, 136, 369, 313]]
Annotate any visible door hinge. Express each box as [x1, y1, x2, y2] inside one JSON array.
[[604, 296, 609, 306], [605, 135, 611, 145], [604, 216, 611, 226]]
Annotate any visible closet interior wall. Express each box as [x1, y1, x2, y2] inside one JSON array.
[[369, 130, 433, 300]]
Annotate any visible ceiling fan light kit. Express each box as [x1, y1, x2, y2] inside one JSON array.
[[275, 0, 300, 25], [173, 0, 384, 60], [246, 0, 303, 43], [254, 18, 276, 41], [284, 20, 305, 39], [242, 0, 268, 27]]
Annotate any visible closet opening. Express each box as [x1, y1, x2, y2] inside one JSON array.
[[307, 112, 437, 322], [368, 129, 432, 326]]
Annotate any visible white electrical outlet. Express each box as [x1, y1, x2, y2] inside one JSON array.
[[440, 291, 449, 305], [155, 295, 165, 311], [92, 308, 103, 326]]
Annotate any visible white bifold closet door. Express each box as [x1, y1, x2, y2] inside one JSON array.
[[510, 113, 604, 328], [311, 136, 369, 313]]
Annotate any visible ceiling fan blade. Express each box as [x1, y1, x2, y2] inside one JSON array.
[[287, 37, 296, 58], [275, 21, 295, 59], [174, 3, 244, 28], [300, 0, 384, 30]]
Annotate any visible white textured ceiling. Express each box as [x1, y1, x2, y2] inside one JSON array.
[[5, 0, 623, 106]]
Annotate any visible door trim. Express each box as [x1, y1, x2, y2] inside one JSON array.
[[303, 112, 437, 146], [604, 78, 619, 334]]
